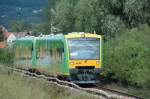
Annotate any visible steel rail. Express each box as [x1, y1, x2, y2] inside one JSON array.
[[94, 86, 144, 99]]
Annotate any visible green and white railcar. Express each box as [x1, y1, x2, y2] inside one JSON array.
[[14, 33, 102, 84]]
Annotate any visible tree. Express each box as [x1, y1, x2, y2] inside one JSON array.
[[10, 21, 31, 32], [32, 23, 48, 36], [54, 0, 124, 36], [0, 26, 5, 41], [74, 0, 99, 32], [43, 0, 58, 34], [44, 0, 150, 37], [124, 0, 149, 27], [54, 0, 77, 33], [101, 15, 125, 39], [103, 25, 150, 87]]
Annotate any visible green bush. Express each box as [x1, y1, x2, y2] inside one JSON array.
[[0, 48, 14, 65], [103, 24, 150, 87]]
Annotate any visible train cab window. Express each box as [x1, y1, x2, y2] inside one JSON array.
[[68, 38, 100, 60]]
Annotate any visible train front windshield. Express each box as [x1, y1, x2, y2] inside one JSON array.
[[68, 38, 100, 60]]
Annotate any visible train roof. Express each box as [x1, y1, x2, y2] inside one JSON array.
[[14, 36, 34, 46], [36, 34, 65, 48], [14, 34, 65, 48], [14, 33, 102, 47]]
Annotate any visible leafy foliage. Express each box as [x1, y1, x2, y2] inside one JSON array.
[[42, 0, 58, 34], [0, 48, 14, 65], [0, 26, 5, 41], [10, 21, 31, 32], [74, 0, 108, 33], [44, 0, 149, 37], [124, 0, 149, 27], [54, 0, 110, 34], [101, 15, 125, 39], [103, 24, 150, 87], [54, 0, 76, 33]]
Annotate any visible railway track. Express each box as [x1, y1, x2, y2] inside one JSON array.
[[94, 86, 144, 99], [0, 65, 144, 99]]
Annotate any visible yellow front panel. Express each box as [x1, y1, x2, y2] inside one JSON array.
[[65, 32, 102, 69], [69, 60, 101, 69]]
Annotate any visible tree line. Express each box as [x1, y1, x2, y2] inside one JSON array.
[[42, 0, 149, 37], [9, 0, 149, 37]]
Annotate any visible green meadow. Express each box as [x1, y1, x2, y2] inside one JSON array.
[[0, 68, 99, 99]]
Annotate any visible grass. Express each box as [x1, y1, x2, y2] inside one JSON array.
[[0, 68, 100, 99]]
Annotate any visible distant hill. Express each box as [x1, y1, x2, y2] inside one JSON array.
[[0, 0, 48, 29]]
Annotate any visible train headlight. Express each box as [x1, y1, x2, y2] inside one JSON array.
[[70, 62, 74, 65], [96, 61, 100, 65], [81, 34, 85, 38]]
